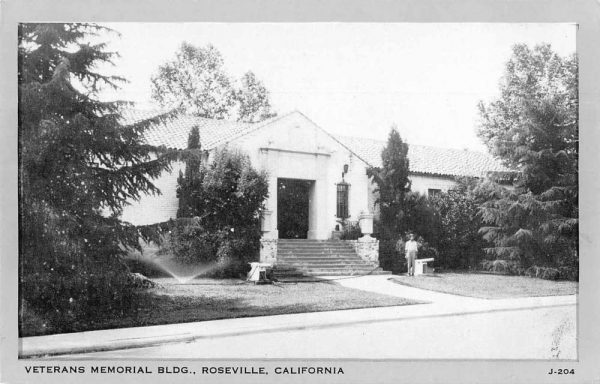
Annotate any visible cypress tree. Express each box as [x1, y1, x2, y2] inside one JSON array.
[[369, 126, 411, 239], [368, 126, 411, 273], [176, 126, 204, 217]]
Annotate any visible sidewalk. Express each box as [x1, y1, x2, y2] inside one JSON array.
[[328, 275, 576, 311], [19, 275, 576, 358]]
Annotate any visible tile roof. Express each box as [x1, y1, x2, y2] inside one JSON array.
[[120, 109, 282, 150], [334, 135, 511, 178], [121, 110, 510, 178]]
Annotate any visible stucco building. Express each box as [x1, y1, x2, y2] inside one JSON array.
[[120, 110, 508, 271]]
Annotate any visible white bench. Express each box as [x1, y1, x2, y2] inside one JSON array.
[[414, 258, 435, 275]]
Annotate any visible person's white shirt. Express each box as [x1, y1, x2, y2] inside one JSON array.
[[405, 240, 418, 253]]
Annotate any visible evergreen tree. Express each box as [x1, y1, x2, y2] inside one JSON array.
[[477, 44, 578, 278], [368, 127, 411, 239], [368, 127, 411, 273], [176, 126, 205, 217], [18, 23, 177, 332], [151, 42, 276, 122]]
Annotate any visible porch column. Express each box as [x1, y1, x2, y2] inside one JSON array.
[[259, 175, 278, 263], [264, 175, 278, 239], [307, 155, 330, 239], [307, 181, 317, 238], [307, 179, 326, 239], [259, 148, 279, 240]]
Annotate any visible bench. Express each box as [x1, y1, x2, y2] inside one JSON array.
[[414, 258, 435, 275]]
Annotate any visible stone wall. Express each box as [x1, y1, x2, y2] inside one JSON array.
[[260, 239, 278, 263], [345, 238, 379, 267]]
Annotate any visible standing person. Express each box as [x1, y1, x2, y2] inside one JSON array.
[[404, 233, 418, 276]]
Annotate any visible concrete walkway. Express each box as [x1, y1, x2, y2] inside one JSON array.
[[19, 275, 576, 358], [329, 275, 575, 312]]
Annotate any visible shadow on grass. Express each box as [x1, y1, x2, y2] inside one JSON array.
[[21, 293, 256, 337], [21, 278, 416, 337]]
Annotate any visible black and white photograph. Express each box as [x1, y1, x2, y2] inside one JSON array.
[[2, 1, 600, 383]]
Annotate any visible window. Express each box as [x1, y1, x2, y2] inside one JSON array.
[[336, 182, 349, 218], [428, 188, 442, 198]]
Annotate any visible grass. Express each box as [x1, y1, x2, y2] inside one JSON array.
[[21, 277, 420, 337], [389, 272, 578, 299]]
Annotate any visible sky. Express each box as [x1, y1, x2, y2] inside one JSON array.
[[97, 23, 576, 151]]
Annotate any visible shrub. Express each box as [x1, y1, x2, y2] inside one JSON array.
[[431, 178, 488, 270], [166, 218, 225, 265], [403, 192, 442, 247], [417, 238, 439, 260], [558, 266, 578, 281], [340, 220, 362, 240], [480, 259, 523, 275], [555, 247, 579, 281], [480, 259, 575, 281], [170, 147, 269, 277], [525, 266, 560, 280], [379, 239, 405, 274], [164, 220, 256, 278]]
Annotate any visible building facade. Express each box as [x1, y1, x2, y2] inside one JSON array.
[[120, 110, 509, 263]]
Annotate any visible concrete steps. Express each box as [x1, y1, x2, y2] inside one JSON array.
[[278, 255, 359, 260], [272, 239, 391, 278]]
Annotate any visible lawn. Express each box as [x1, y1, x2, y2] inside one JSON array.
[[21, 277, 420, 336], [389, 272, 578, 299]]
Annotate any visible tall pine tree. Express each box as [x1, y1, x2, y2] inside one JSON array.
[[18, 23, 178, 332]]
